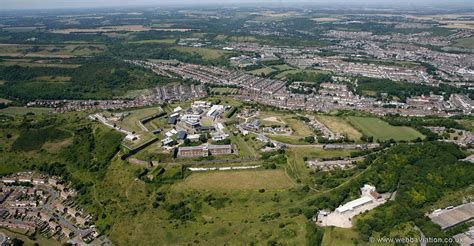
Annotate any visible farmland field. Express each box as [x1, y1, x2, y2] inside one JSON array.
[[347, 116, 424, 141], [173, 170, 295, 190]]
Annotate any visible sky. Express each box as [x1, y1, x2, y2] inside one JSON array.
[[0, 0, 472, 10]]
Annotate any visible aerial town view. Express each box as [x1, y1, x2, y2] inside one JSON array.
[[0, 0, 473, 245]]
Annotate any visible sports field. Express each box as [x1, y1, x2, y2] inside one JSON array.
[[347, 116, 424, 141], [173, 170, 295, 190]]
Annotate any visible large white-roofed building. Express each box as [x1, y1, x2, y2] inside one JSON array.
[[335, 196, 373, 214]]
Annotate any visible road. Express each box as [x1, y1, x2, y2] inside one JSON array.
[[414, 225, 427, 246]]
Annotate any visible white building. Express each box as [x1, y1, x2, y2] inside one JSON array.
[[335, 196, 373, 214], [335, 184, 380, 214], [207, 105, 224, 117], [173, 106, 183, 113], [192, 101, 211, 108]]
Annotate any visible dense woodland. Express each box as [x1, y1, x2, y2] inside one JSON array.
[[308, 142, 473, 242], [0, 57, 174, 101]]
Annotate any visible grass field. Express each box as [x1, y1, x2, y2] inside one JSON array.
[[210, 87, 239, 94], [453, 36, 474, 49], [0, 97, 11, 104], [248, 67, 276, 76], [274, 69, 329, 79], [0, 58, 81, 68], [287, 118, 313, 136], [116, 107, 163, 133], [321, 227, 365, 246], [229, 131, 259, 158], [0, 106, 53, 115], [0, 44, 105, 57], [172, 46, 226, 60], [147, 59, 180, 65], [347, 116, 424, 141], [257, 111, 314, 145], [316, 116, 363, 141], [129, 39, 176, 44], [173, 170, 295, 190], [89, 158, 309, 245], [272, 64, 293, 71], [286, 147, 353, 184]]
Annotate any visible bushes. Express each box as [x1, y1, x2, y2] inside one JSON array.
[[11, 126, 71, 151]]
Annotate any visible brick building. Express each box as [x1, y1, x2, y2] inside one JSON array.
[[177, 144, 232, 157]]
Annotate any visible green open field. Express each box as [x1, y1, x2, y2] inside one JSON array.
[[347, 116, 424, 141], [147, 59, 180, 65], [210, 87, 239, 94], [257, 111, 314, 145], [286, 147, 353, 184], [321, 227, 365, 246], [89, 157, 309, 245], [0, 106, 53, 115], [172, 46, 227, 60], [248, 67, 276, 76], [316, 115, 363, 141], [453, 36, 474, 49], [0, 97, 11, 104], [0, 44, 106, 57], [173, 170, 295, 190], [129, 39, 176, 44], [274, 69, 329, 79], [272, 64, 293, 71], [229, 131, 259, 158], [115, 107, 163, 133], [0, 58, 81, 68]]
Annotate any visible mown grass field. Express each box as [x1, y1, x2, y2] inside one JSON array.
[[347, 116, 424, 141], [173, 170, 295, 190], [316, 115, 363, 141]]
